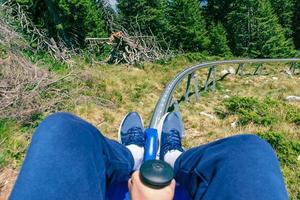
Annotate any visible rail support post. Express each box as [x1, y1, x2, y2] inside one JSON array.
[[253, 64, 263, 75], [193, 74, 200, 102], [236, 63, 244, 76], [184, 73, 192, 102], [289, 62, 296, 75], [204, 66, 217, 92], [185, 73, 200, 102], [212, 66, 216, 91]]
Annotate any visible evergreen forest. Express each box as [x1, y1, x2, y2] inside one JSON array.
[[1, 0, 300, 199], [7, 0, 300, 58]]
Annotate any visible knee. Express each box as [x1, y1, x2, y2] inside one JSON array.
[[226, 134, 267, 144], [44, 112, 78, 122], [223, 134, 275, 157], [39, 112, 80, 132], [33, 112, 100, 143]]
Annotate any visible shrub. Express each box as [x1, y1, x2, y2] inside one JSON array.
[[130, 83, 152, 102], [286, 107, 300, 125], [0, 120, 29, 168], [220, 96, 279, 126], [0, 43, 8, 59], [259, 131, 300, 199], [259, 131, 300, 165], [22, 50, 68, 73], [216, 96, 300, 127]]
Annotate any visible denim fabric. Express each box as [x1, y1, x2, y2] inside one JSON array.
[[10, 113, 288, 200], [174, 134, 289, 200], [10, 112, 134, 200]]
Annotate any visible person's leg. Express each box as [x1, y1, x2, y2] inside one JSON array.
[[9, 112, 134, 200], [174, 134, 289, 200]]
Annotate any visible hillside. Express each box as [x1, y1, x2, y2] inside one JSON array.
[[1, 48, 300, 199], [1, 4, 300, 199]]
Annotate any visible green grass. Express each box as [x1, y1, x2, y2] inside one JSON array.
[[216, 96, 300, 127], [0, 43, 8, 59], [212, 97, 300, 199], [259, 132, 300, 200], [1, 50, 299, 198], [0, 119, 32, 169], [22, 49, 69, 73]]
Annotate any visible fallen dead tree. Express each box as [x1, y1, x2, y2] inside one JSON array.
[[86, 31, 170, 64]]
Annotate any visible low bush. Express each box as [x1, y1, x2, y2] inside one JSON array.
[[287, 108, 300, 126], [22, 50, 68, 73], [217, 96, 279, 126], [216, 96, 300, 126], [259, 131, 300, 199], [0, 120, 30, 168], [259, 131, 300, 165]]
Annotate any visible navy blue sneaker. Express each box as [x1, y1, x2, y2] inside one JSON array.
[[158, 112, 184, 160], [118, 112, 145, 147]]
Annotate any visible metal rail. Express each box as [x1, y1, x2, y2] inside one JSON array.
[[149, 58, 300, 129]]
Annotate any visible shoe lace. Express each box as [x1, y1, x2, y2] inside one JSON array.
[[123, 127, 145, 146], [161, 129, 183, 153]]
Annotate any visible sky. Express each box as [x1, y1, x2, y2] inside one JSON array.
[[108, 0, 208, 10], [109, 0, 117, 7]]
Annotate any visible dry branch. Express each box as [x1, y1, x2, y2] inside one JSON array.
[[86, 30, 170, 64], [2, 0, 72, 62], [0, 15, 72, 122]]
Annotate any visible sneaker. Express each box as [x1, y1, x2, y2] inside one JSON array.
[[118, 112, 145, 147], [158, 112, 184, 160]]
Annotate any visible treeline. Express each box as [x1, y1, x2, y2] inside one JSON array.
[[13, 0, 300, 58]]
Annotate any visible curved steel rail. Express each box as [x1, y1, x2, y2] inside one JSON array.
[[149, 58, 300, 129]]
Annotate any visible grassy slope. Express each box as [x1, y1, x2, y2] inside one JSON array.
[[0, 54, 299, 199]]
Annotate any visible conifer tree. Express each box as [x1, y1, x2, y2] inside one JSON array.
[[270, 0, 295, 37], [227, 0, 294, 57], [208, 23, 232, 57], [16, 0, 107, 46], [166, 0, 210, 52], [293, 0, 300, 49], [58, 0, 107, 43], [203, 0, 233, 24], [117, 0, 168, 38]]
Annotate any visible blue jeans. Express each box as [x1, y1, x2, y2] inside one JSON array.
[[10, 112, 288, 200]]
